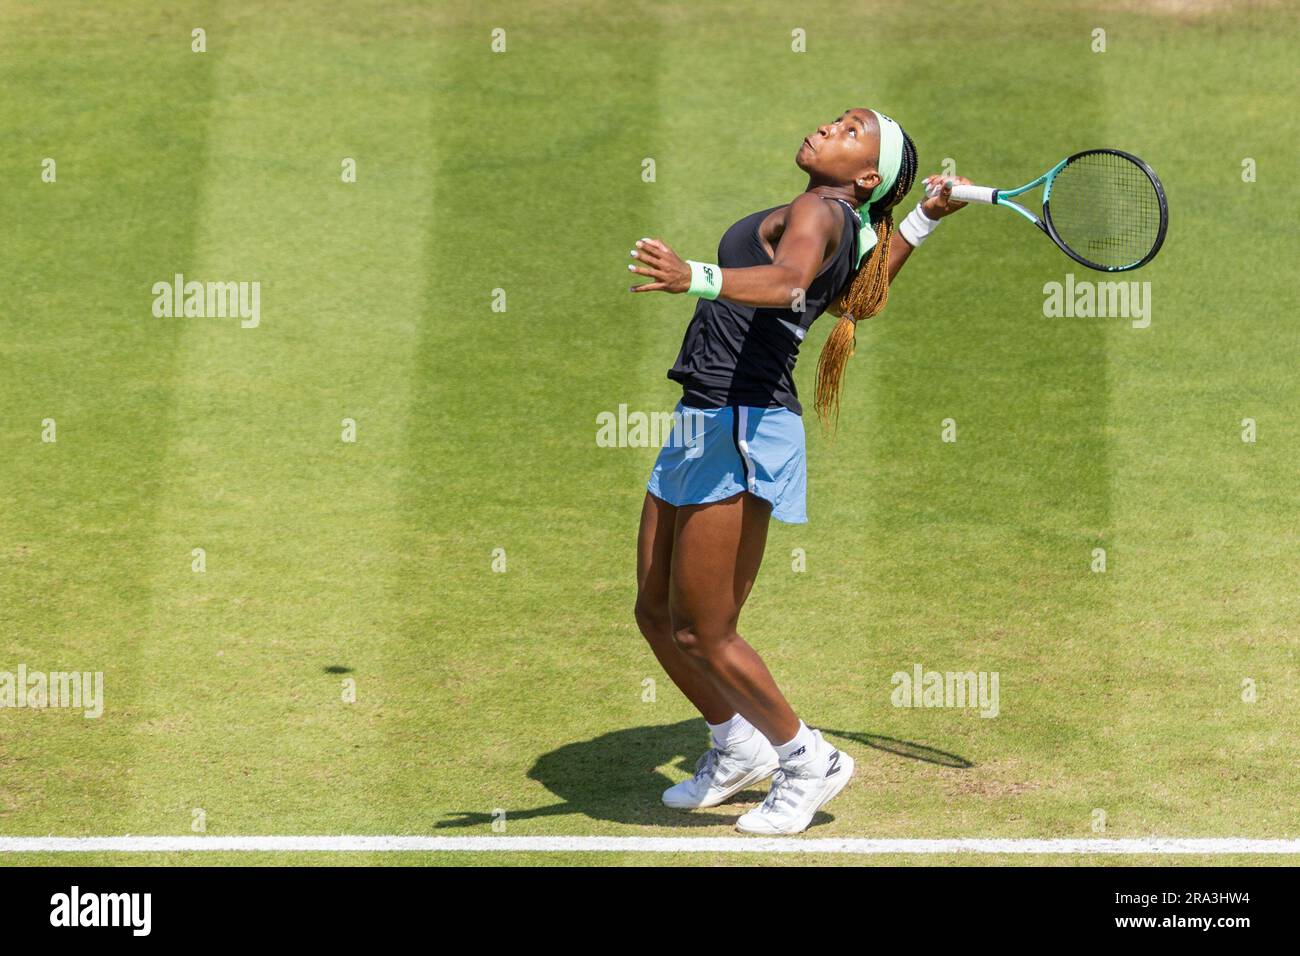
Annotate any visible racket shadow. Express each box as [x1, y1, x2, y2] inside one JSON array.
[[819, 728, 973, 769]]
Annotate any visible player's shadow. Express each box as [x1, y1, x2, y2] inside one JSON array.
[[434, 721, 970, 830]]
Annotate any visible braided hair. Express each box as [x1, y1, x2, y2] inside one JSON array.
[[813, 127, 918, 428]]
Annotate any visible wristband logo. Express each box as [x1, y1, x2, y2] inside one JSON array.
[[686, 260, 722, 299]]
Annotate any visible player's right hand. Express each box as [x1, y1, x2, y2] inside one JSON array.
[[921, 175, 972, 219]]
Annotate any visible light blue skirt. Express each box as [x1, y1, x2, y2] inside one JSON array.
[[646, 402, 808, 524]]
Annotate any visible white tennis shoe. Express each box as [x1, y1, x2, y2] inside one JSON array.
[[735, 730, 855, 834], [662, 736, 780, 810]]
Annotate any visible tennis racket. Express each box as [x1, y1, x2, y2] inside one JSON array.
[[929, 148, 1168, 272]]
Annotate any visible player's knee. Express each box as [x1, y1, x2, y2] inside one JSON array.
[[634, 595, 670, 643], [671, 623, 731, 659], [670, 625, 701, 655]]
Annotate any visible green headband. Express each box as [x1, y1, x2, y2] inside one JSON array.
[[869, 110, 904, 204], [854, 110, 905, 268]]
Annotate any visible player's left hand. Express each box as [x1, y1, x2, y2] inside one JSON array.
[[921, 175, 973, 219], [628, 238, 690, 293]]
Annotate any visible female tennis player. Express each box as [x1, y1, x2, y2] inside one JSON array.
[[628, 108, 971, 834]]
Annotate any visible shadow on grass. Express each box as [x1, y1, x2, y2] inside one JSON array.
[[434, 720, 970, 830], [819, 729, 973, 769]]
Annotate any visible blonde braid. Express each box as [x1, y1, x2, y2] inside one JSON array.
[[813, 214, 894, 426], [813, 128, 918, 429]]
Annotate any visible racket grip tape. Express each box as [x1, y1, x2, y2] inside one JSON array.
[[949, 184, 997, 204], [924, 181, 998, 204]]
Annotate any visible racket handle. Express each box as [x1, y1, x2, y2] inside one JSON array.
[[925, 181, 997, 204]]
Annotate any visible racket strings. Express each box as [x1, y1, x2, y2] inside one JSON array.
[[1047, 152, 1162, 269]]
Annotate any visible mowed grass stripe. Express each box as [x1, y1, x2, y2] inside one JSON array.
[[385, 3, 667, 826], [126, 4, 440, 838], [1097, 7, 1300, 833], [0, 4, 217, 832]]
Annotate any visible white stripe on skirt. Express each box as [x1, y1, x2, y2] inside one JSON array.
[[735, 407, 757, 492]]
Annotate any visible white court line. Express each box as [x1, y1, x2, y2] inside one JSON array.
[[1, 836, 1298, 854]]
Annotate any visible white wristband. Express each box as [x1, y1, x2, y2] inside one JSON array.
[[897, 201, 941, 248]]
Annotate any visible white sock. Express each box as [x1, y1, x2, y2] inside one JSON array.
[[708, 713, 757, 751], [773, 721, 817, 770]]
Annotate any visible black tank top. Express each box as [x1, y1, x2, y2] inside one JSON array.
[[666, 196, 860, 415]]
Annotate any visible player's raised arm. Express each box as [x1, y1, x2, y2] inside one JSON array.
[[628, 193, 840, 308], [884, 174, 973, 281]]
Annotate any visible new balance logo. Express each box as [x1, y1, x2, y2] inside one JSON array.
[[826, 750, 841, 777], [703, 266, 716, 286], [786, 745, 806, 759]]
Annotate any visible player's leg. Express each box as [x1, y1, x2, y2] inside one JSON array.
[[667, 490, 798, 741], [669, 490, 854, 834], [637, 490, 780, 809], [634, 490, 732, 722]]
